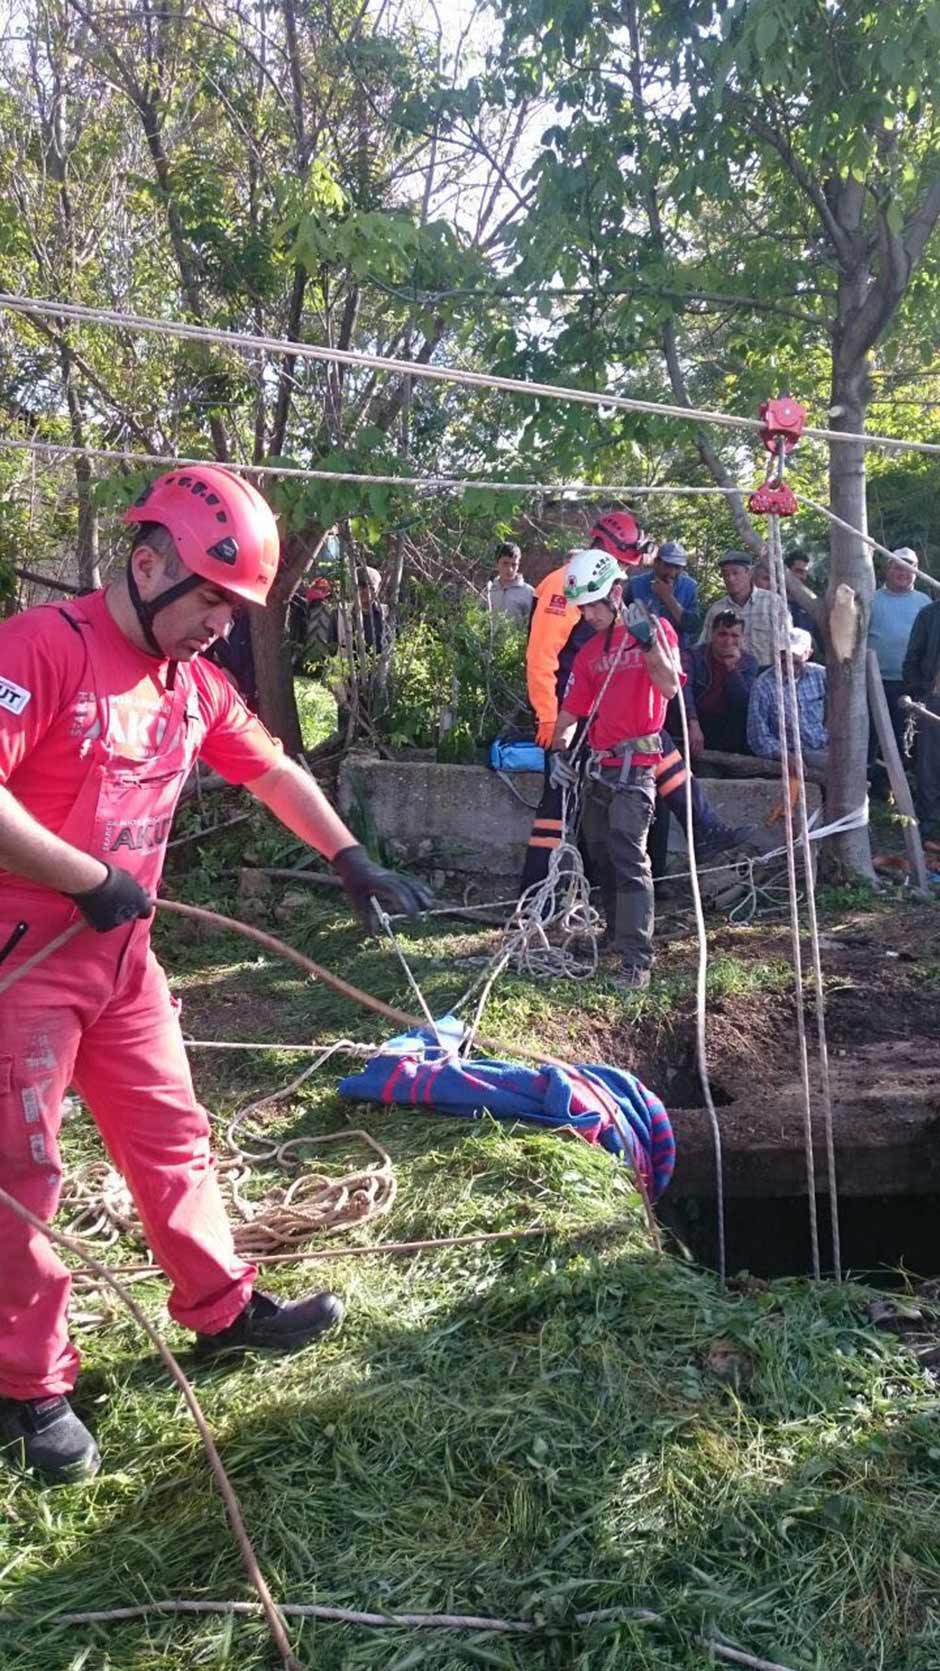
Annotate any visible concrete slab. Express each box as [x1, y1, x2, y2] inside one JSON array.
[[337, 756, 540, 889], [666, 773, 823, 856], [336, 756, 823, 896]]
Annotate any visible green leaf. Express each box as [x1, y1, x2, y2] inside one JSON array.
[[754, 10, 779, 52]]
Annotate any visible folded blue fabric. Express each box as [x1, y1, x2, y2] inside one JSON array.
[[338, 1016, 675, 1199]]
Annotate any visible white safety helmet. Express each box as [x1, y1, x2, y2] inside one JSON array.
[[563, 549, 622, 606]]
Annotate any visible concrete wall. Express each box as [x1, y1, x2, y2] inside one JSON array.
[[337, 755, 822, 894], [338, 755, 543, 891]]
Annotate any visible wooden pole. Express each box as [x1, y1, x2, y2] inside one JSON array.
[[866, 650, 930, 895]]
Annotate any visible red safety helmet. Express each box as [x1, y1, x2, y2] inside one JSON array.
[[121, 466, 281, 657], [590, 509, 646, 565], [123, 466, 280, 608]]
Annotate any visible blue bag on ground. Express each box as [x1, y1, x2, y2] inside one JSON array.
[[488, 738, 545, 772]]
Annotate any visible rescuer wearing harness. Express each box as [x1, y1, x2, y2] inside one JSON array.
[[0, 466, 431, 1484], [521, 511, 748, 889], [551, 551, 681, 990]]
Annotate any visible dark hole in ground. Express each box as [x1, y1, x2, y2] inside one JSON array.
[[659, 1192, 940, 1281], [657, 1067, 735, 1109]]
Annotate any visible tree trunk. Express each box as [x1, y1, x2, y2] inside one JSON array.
[[74, 465, 100, 592], [250, 598, 303, 754], [250, 526, 328, 752], [824, 342, 876, 881]]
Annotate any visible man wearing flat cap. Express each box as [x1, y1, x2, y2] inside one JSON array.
[[698, 551, 788, 671]]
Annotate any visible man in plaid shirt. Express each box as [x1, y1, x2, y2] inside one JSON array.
[[747, 626, 829, 770]]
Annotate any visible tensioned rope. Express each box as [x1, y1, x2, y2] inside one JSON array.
[[766, 515, 842, 1279], [672, 635, 728, 1283], [0, 1595, 799, 1670], [7, 438, 940, 622], [799, 495, 940, 594], [5, 293, 940, 458], [0, 433, 746, 499], [764, 540, 821, 1277]]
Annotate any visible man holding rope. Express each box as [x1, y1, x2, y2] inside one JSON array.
[[550, 551, 682, 990], [0, 465, 430, 1483], [520, 511, 749, 891]]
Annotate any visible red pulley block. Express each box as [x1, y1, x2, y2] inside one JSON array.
[[748, 480, 799, 517], [759, 396, 806, 455]]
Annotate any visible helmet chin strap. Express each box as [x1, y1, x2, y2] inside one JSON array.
[[126, 554, 203, 654], [126, 554, 205, 690], [603, 592, 624, 654]]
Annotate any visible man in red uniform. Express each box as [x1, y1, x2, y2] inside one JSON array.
[[551, 550, 681, 990], [0, 466, 430, 1483], [521, 510, 748, 888]]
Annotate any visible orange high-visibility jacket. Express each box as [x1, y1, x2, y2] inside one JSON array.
[[525, 563, 594, 733]]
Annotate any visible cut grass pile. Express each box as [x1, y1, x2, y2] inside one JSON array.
[[1, 881, 939, 1670]]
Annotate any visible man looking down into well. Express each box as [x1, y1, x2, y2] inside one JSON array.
[[550, 550, 681, 992], [0, 465, 430, 1484]]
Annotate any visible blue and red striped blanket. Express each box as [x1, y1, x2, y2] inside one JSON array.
[[337, 1017, 675, 1200]]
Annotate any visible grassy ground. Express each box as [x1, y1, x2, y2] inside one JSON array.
[[1, 822, 940, 1671]]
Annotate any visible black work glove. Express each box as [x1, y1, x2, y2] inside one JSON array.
[[332, 843, 433, 934], [67, 864, 154, 933]]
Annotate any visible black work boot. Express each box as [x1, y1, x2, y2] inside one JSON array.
[[0, 1395, 101, 1484], [696, 823, 758, 860], [195, 1289, 344, 1357]]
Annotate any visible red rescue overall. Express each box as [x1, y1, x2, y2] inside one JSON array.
[[0, 600, 275, 1399]]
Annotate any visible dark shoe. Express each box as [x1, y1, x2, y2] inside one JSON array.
[[611, 964, 651, 992], [695, 823, 757, 860], [195, 1289, 344, 1356], [0, 1395, 100, 1484]]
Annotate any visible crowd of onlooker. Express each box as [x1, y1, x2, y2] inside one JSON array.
[[230, 523, 940, 848], [489, 534, 940, 827]]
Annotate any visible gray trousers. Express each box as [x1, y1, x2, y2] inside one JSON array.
[[915, 693, 940, 841], [581, 766, 657, 970]]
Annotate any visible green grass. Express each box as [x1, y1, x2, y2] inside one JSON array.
[[2, 880, 940, 1670]]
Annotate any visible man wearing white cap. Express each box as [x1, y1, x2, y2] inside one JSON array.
[[746, 626, 829, 771], [868, 547, 928, 793]]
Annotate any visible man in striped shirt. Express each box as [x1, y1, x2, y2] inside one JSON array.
[[746, 627, 829, 770], [699, 551, 789, 670]]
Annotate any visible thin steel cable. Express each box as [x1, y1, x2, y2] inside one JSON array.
[[0, 432, 744, 499], [797, 495, 940, 593], [764, 511, 821, 1279], [4, 292, 940, 457], [766, 517, 842, 1278]]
